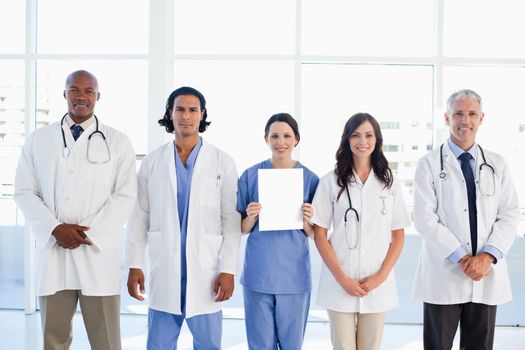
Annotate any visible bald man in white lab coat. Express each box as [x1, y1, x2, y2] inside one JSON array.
[[14, 70, 136, 350]]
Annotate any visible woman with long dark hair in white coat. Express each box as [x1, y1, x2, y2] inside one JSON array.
[[312, 112, 410, 350]]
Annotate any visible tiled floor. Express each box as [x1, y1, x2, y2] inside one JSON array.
[[1, 309, 524, 349]]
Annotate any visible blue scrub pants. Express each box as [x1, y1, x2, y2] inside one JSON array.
[[244, 288, 311, 350], [147, 276, 222, 350], [147, 308, 222, 350]]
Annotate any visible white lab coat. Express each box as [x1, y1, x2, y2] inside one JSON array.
[[125, 140, 241, 318], [312, 170, 410, 313], [14, 120, 137, 296], [412, 142, 520, 305]]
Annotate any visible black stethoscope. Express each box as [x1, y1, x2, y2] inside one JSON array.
[[344, 185, 359, 224], [60, 113, 110, 163], [439, 143, 496, 195], [344, 185, 360, 249], [343, 181, 388, 249]]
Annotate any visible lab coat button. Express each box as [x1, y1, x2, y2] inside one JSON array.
[[464, 209, 467, 212], [69, 170, 74, 175], [64, 197, 70, 201]]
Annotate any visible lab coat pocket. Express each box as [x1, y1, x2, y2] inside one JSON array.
[[478, 178, 499, 225], [83, 162, 114, 207], [86, 161, 114, 185], [198, 177, 222, 235], [147, 231, 162, 270], [200, 233, 223, 270], [378, 194, 394, 237], [199, 176, 221, 208]]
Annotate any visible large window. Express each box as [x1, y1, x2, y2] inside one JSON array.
[[443, 0, 525, 58], [442, 66, 525, 205], [2, 0, 524, 326], [0, 61, 25, 309], [173, 0, 295, 55], [301, 64, 433, 206], [0, 0, 150, 312], [36, 60, 148, 154], [37, 0, 148, 54], [0, 2, 25, 53], [301, 0, 434, 56], [173, 61, 295, 172]]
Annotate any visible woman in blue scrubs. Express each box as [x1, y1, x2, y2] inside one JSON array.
[[237, 113, 319, 349]]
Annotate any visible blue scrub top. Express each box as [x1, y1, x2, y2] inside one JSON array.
[[174, 138, 202, 279], [237, 159, 319, 294]]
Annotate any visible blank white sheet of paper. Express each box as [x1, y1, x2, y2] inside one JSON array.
[[258, 168, 303, 231]]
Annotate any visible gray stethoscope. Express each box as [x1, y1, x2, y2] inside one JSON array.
[[439, 143, 495, 196], [343, 183, 387, 249], [60, 113, 110, 163]]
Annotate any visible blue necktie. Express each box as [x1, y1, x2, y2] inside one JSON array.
[[459, 152, 477, 255], [71, 124, 84, 141]]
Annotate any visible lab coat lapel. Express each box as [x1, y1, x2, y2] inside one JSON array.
[[187, 141, 208, 220], [61, 120, 75, 148], [166, 142, 178, 199], [191, 140, 208, 177], [367, 169, 383, 193], [442, 142, 463, 177], [165, 142, 185, 234], [473, 146, 482, 182], [61, 120, 95, 152]]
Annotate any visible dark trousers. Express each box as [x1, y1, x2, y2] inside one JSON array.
[[423, 302, 497, 350]]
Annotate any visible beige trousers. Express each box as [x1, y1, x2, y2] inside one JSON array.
[[327, 309, 387, 350], [39, 290, 121, 350]]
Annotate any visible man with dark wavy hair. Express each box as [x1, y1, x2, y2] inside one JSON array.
[[126, 86, 241, 349]]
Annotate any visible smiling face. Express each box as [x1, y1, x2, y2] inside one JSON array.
[[64, 71, 100, 124], [265, 121, 298, 162], [171, 94, 204, 139], [349, 120, 376, 162], [445, 97, 484, 150]]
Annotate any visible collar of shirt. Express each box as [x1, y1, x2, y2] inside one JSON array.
[[65, 114, 95, 130], [263, 158, 302, 169], [351, 167, 374, 188], [447, 138, 478, 162]]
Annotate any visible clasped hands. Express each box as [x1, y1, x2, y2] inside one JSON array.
[[459, 253, 494, 281], [52, 223, 92, 250], [339, 272, 386, 297]]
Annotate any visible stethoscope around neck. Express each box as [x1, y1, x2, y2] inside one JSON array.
[[439, 143, 496, 196], [343, 182, 388, 249], [343, 185, 360, 249], [60, 113, 110, 163]]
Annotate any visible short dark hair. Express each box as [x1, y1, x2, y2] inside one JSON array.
[[264, 113, 300, 146], [158, 86, 211, 133]]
